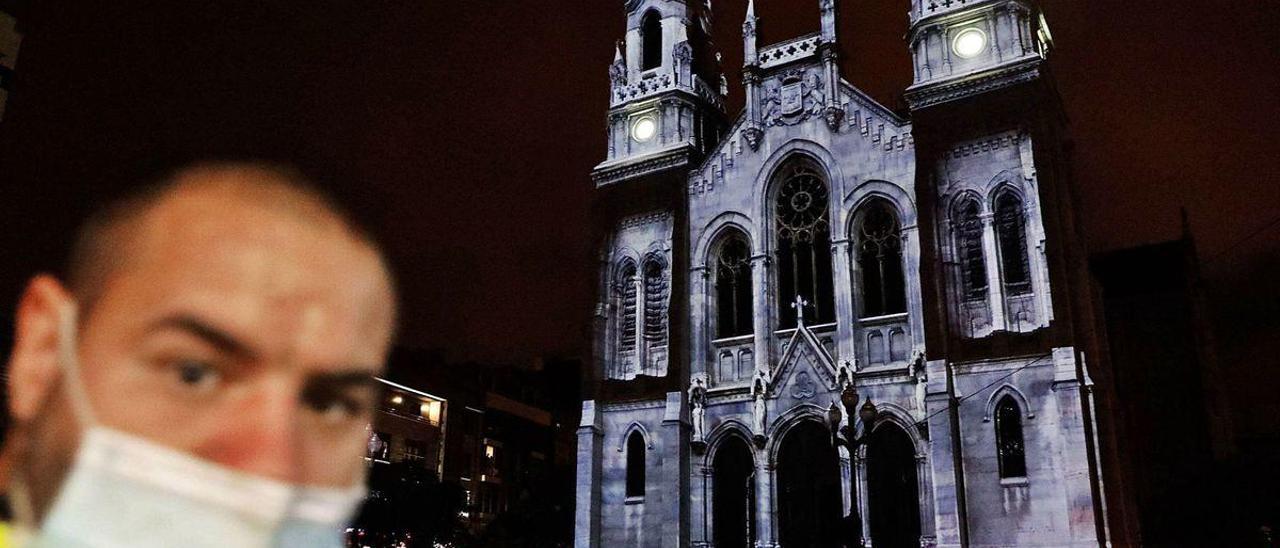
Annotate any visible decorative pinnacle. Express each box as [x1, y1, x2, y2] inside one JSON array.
[[614, 41, 624, 63], [745, 0, 756, 21]]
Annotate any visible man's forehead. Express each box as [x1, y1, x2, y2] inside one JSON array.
[[90, 170, 397, 359]]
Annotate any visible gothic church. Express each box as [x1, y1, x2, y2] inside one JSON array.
[[576, 1, 1128, 546]]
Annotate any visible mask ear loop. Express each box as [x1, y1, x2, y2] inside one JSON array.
[[57, 303, 97, 428]]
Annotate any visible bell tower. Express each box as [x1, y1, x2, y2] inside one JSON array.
[[904, 0, 1053, 110], [594, 0, 726, 187]]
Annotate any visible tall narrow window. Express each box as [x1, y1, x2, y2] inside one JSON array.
[[626, 431, 646, 498], [715, 235, 754, 338], [954, 198, 987, 301], [641, 10, 662, 71], [643, 260, 667, 344], [855, 199, 906, 317], [994, 193, 1032, 295], [776, 160, 835, 328], [995, 396, 1027, 478], [619, 262, 638, 353]]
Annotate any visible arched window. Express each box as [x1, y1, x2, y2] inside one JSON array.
[[995, 395, 1027, 478], [643, 259, 667, 345], [994, 192, 1031, 295], [953, 197, 987, 301], [854, 199, 906, 317], [775, 159, 835, 328], [715, 234, 753, 338], [618, 262, 638, 354], [626, 431, 646, 498], [641, 10, 662, 71]]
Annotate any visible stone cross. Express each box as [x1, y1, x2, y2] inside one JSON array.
[[791, 295, 809, 327]]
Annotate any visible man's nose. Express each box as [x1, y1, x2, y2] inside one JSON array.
[[203, 378, 303, 483]]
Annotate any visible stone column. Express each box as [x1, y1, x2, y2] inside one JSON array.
[[924, 360, 963, 548], [902, 224, 926, 351], [832, 239, 857, 362], [575, 401, 605, 548], [690, 266, 711, 378], [634, 274, 646, 378], [663, 392, 691, 548], [979, 213, 1007, 332], [1051, 347, 1100, 544], [755, 462, 778, 548], [692, 465, 712, 548], [916, 452, 938, 545], [751, 255, 772, 374]]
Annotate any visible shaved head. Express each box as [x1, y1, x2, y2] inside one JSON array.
[[2, 160, 402, 520], [66, 161, 392, 316]]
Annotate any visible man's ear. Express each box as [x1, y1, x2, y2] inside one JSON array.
[[7, 275, 73, 424]]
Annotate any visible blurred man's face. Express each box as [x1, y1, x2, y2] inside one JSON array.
[[7, 171, 396, 519]]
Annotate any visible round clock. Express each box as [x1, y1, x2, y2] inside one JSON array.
[[953, 27, 987, 59], [631, 116, 657, 142]]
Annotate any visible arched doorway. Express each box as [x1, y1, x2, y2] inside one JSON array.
[[777, 420, 843, 548], [866, 422, 921, 548], [713, 435, 756, 548]]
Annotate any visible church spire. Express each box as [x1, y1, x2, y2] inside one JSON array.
[[743, 0, 759, 67]]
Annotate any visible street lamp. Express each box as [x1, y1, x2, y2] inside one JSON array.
[[828, 383, 878, 548]]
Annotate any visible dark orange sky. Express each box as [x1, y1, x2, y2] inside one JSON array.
[[0, 0, 1276, 385]]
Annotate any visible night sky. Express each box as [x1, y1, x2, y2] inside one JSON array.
[[0, 1, 1277, 431]]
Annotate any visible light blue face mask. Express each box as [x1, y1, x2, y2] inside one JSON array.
[[13, 304, 368, 548]]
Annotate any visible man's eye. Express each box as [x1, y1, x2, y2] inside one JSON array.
[[173, 360, 221, 392], [310, 397, 361, 424]]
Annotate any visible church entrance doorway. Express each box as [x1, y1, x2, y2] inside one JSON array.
[[866, 422, 921, 548], [777, 420, 843, 548], [712, 435, 755, 548]]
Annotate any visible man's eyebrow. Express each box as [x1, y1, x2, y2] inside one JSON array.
[[147, 314, 255, 358]]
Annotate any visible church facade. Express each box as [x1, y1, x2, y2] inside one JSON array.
[[576, 1, 1130, 546]]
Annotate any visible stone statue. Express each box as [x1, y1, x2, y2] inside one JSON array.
[[689, 376, 708, 445], [751, 369, 769, 444]]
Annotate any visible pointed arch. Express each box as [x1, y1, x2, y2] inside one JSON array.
[[755, 140, 847, 255], [618, 421, 655, 452], [863, 401, 928, 457], [844, 180, 918, 229], [983, 384, 1035, 423], [695, 211, 757, 263], [704, 420, 758, 468], [641, 9, 663, 71], [764, 403, 831, 465]]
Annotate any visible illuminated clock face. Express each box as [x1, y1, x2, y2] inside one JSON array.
[[953, 28, 988, 59], [631, 116, 657, 142]]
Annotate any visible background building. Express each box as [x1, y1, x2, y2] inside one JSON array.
[[576, 0, 1130, 546]]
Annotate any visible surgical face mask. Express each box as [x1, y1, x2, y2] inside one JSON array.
[[15, 304, 368, 548]]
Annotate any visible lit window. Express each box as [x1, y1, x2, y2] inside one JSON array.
[[953, 27, 987, 59], [419, 400, 442, 425]]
